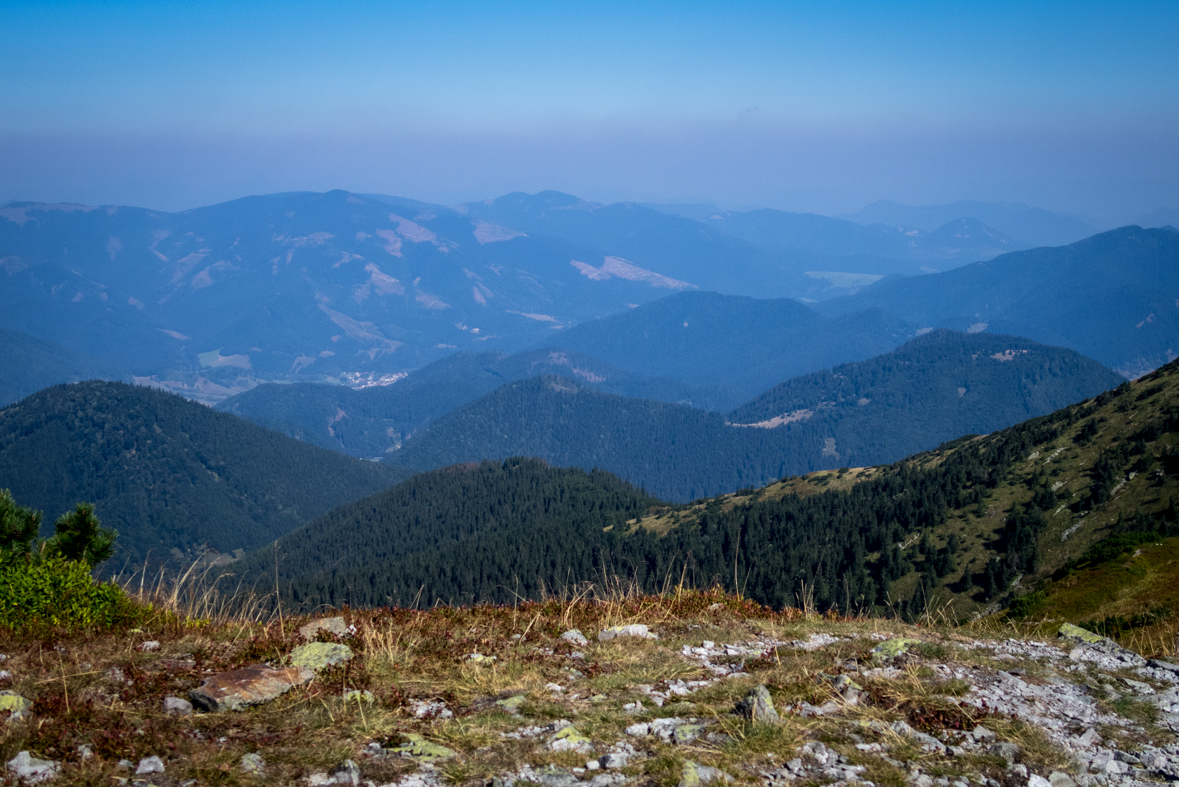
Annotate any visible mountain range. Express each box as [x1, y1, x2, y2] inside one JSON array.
[[2, 189, 1073, 405], [386, 331, 1121, 501]]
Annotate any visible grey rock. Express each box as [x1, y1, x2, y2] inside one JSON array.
[[1075, 728, 1102, 748], [1048, 771, 1076, 787], [240, 753, 265, 775], [1148, 658, 1179, 674], [625, 722, 650, 736], [6, 751, 59, 784], [136, 755, 165, 775], [679, 760, 730, 787], [561, 629, 589, 646], [972, 725, 996, 742], [332, 759, 361, 786], [116, 760, 133, 770], [138, 640, 160, 652], [598, 624, 657, 642], [989, 742, 1021, 766], [75, 745, 92, 760], [1028, 776, 1052, 787], [164, 696, 193, 716], [299, 616, 349, 641], [735, 684, 780, 724], [290, 642, 354, 671], [599, 752, 630, 769]]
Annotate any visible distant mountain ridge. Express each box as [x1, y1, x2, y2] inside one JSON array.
[[842, 200, 1101, 247], [217, 347, 739, 458], [818, 226, 1179, 378], [390, 331, 1122, 500], [544, 291, 920, 399]]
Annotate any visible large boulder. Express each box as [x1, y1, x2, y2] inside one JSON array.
[[189, 664, 313, 712]]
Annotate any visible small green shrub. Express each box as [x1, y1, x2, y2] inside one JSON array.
[[1007, 591, 1046, 619], [0, 555, 143, 633]]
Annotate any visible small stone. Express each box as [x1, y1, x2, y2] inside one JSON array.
[[547, 682, 565, 693], [388, 734, 456, 761], [735, 685, 780, 724], [626, 722, 650, 736], [116, 759, 133, 770], [163, 696, 193, 716], [679, 760, 730, 787], [496, 695, 527, 713], [0, 691, 33, 720], [561, 629, 589, 646], [1075, 729, 1101, 748], [1048, 771, 1076, 787], [623, 700, 644, 714], [549, 725, 593, 754], [289, 642, 353, 672], [599, 752, 629, 769], [971, 726, 996, 742], [586, 759, 601, 770], [598, 624, 657, 642], [989, 742, 1021, 767], [6, 751, 59, 784], [466, 653, 495, 663], [331, 759, 361, 786], [673, 723, 706, 744], [298, 616, 349, 641], [75, 745, 93, 760], [240, 753, 265, 776], [138, 640, 160, 652], [306, 772, 333, 786], [871, 638, 922, 658], [189, 664, 314, 712], [1011, 764, 1028, 778], [136, 756, 165, 775], [343, 690, 374, 704]]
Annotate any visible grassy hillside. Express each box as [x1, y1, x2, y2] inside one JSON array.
[[391, 332, 1122, 501], [0, 381, 407, 567]]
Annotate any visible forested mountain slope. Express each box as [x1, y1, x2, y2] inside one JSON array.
[[235, 458, 658, 608], [217, 347, 738, 458], [0, 328, 125, 407], [819, 226, 1179, 378], [544, 291, 919, 399], [0, 381, 406, 566], [249, 358, 1179, 620], [391, 332, 1121, 500]]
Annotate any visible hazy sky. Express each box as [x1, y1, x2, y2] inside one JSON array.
[[2, 0, 1176, 222]]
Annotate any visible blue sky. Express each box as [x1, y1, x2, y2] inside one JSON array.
[[1, 1, 1176, 220]]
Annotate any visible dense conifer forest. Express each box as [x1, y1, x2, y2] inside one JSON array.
[[0, 381, 407, 566]]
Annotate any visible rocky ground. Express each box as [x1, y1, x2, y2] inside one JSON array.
[[1, 592, 1178, 787]]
